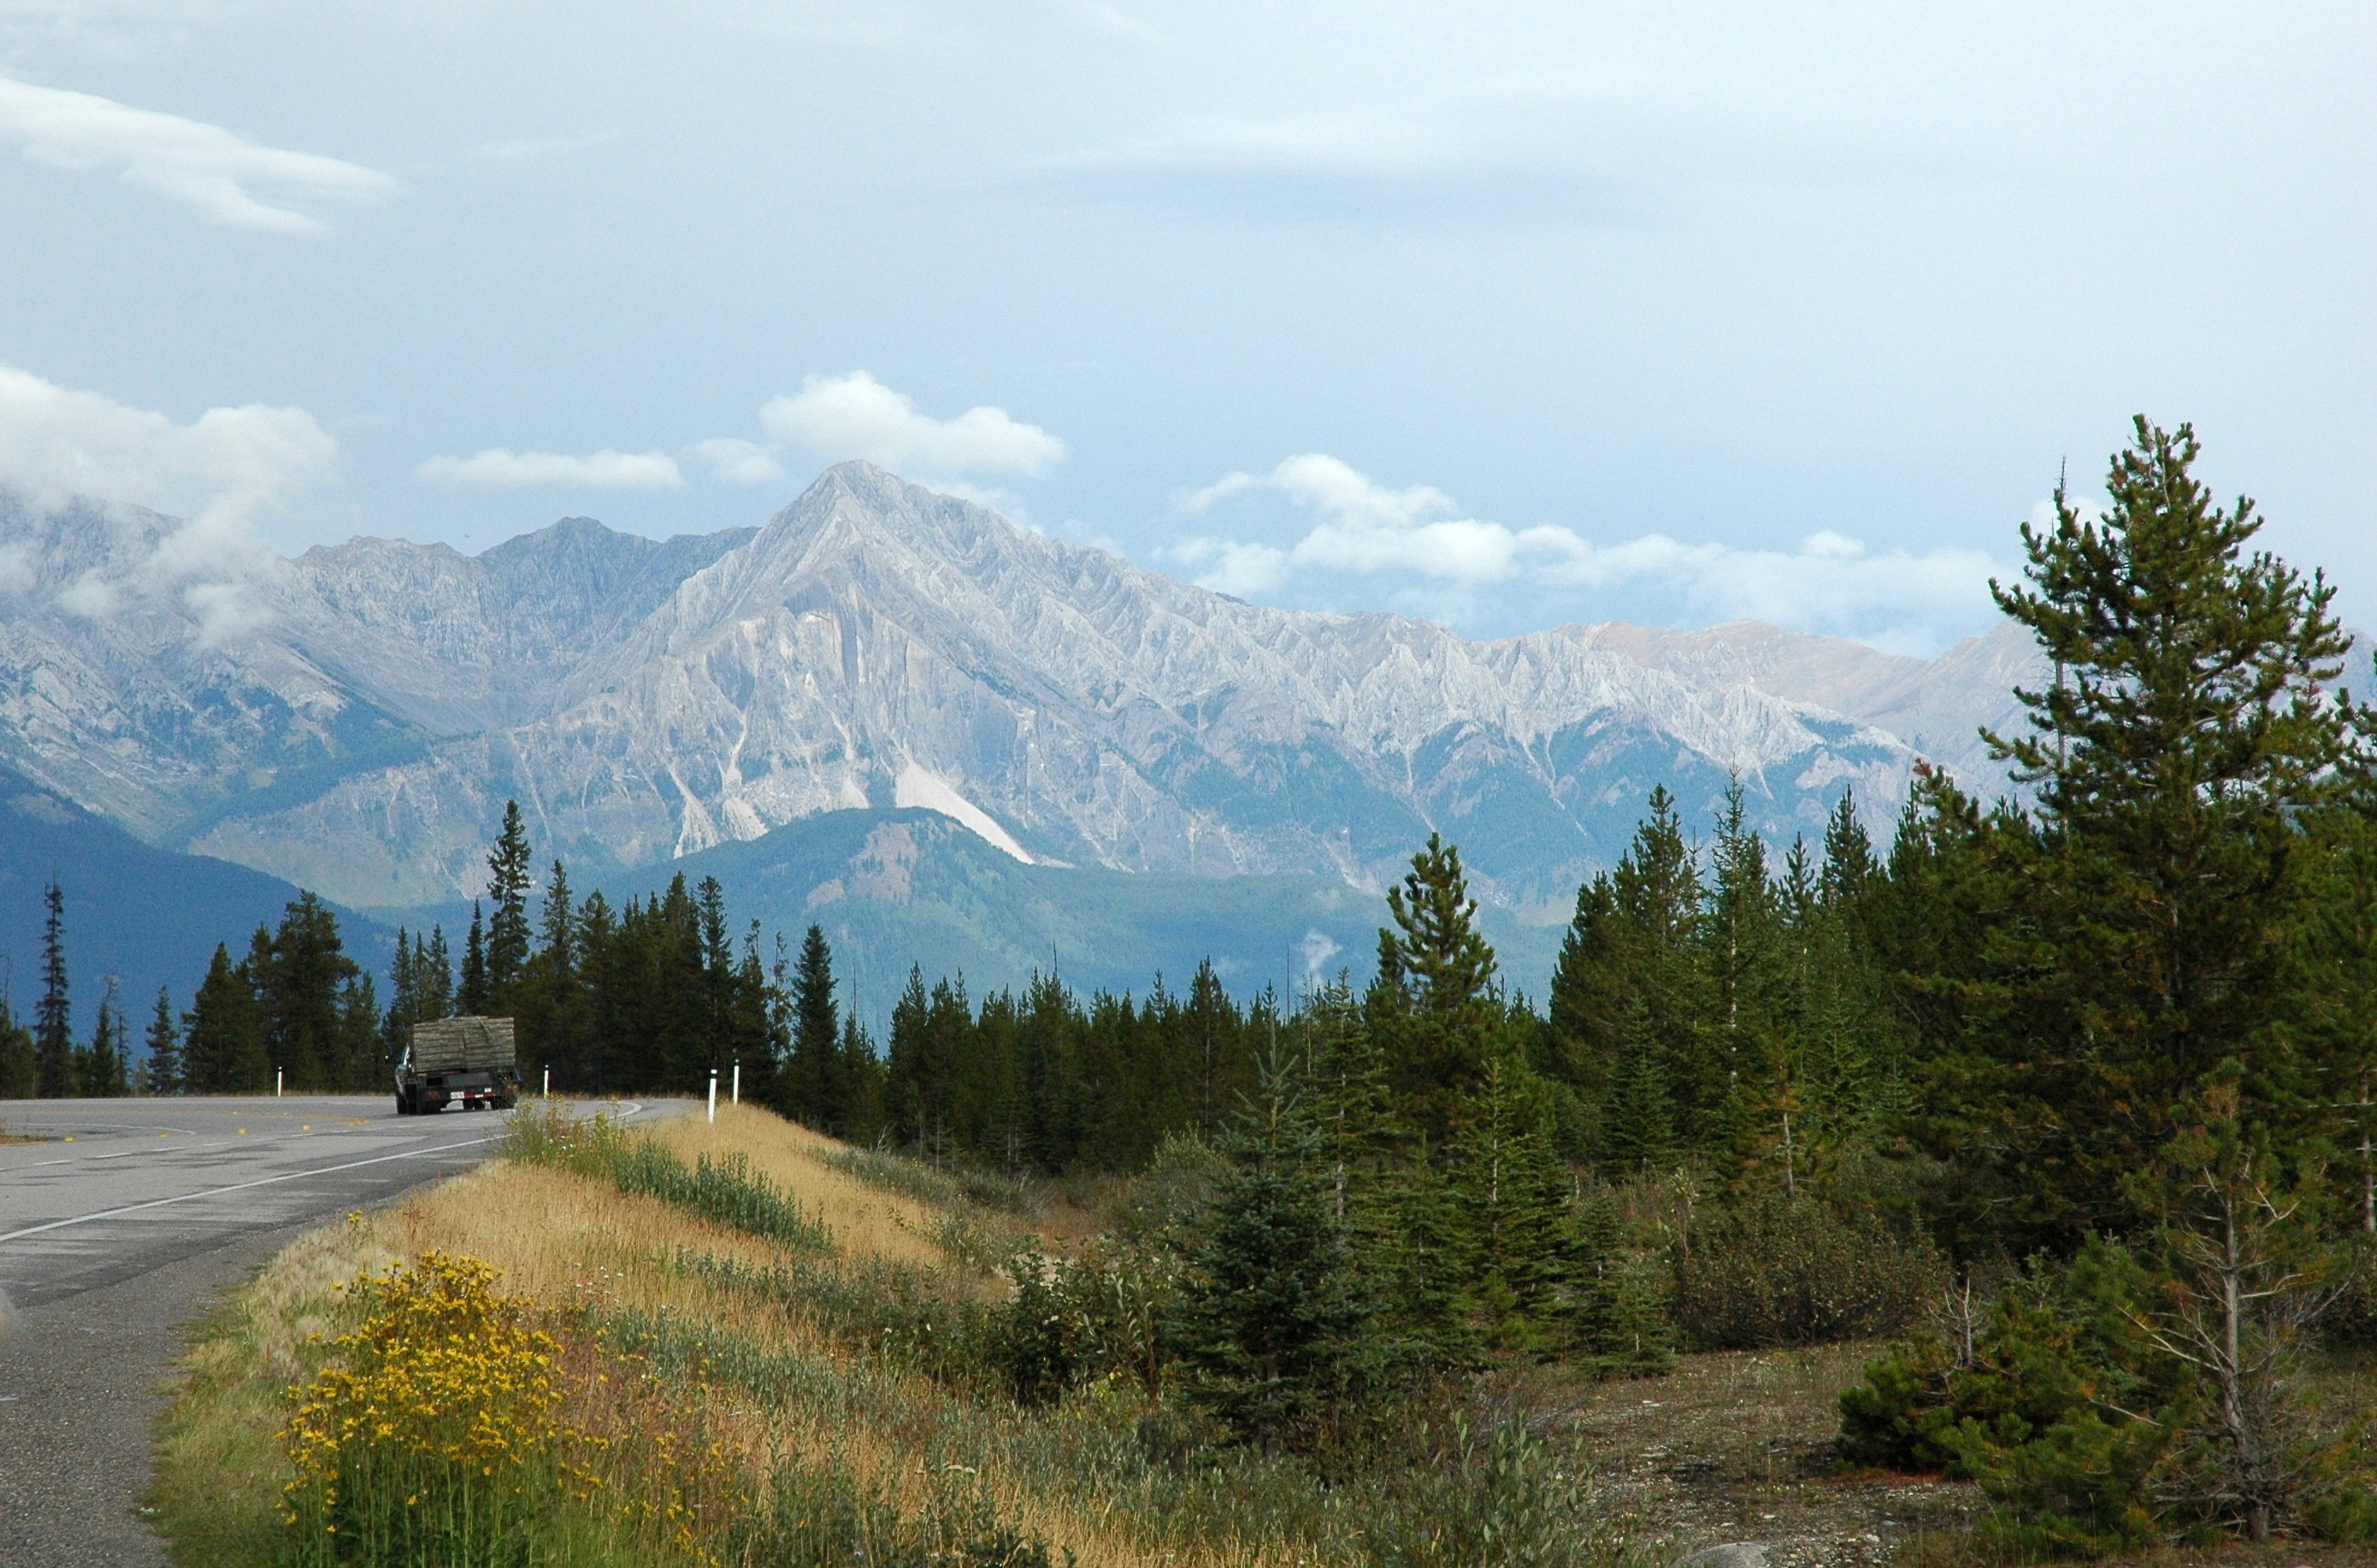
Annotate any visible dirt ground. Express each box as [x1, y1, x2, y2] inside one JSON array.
[[1516, 1341, 1976, 1566], [1519, 1343, 2377, 1568]]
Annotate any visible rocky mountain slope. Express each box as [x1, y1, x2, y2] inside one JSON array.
[[0, 466, 2043, 916]]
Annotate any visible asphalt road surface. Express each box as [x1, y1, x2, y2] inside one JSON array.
[[0, 1093, 662, 1565]]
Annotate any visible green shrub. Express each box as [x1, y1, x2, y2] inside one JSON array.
[[1672, 1190, 1946, 1349], [1837, 1242, 2183, 1559], [992, 1241, 1179, 1406], [1360, 1420, 1649, 1568], [824, 1145, 1041, 1217]]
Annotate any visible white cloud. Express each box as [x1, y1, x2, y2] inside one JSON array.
[[0, 362, 335, 640], [0, 362, 336, 528], [416, 448, 686, 489], [0, 74, 393, 233], [0, 540, 32, 595], [685, 437, 786, 486], [56, 569, 116, 618], [761, 370, 1065, 478], [1167, 535, 1288, 597], [1177, 452, 2004, 651]]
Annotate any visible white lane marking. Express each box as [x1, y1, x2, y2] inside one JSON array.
[[0, 1136, 499, 1245], [0, 1101, 646, 1247]]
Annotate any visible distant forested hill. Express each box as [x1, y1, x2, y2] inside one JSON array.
[[0, 768, 391, 1028]]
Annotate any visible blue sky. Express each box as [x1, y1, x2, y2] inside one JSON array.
[[0, 1, 2368, 655]]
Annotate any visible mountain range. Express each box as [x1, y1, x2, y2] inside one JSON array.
[[0, 464, 2045, 1004]]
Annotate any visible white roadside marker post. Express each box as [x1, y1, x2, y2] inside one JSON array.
[[708, 1069, 717, 1125], [542, 1066, 550, 1099], [275, 1068, 283, 1099], [732, 1060, 740, 1105]]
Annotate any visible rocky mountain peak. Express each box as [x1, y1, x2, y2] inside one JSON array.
[[0, 469, 2036, 912]]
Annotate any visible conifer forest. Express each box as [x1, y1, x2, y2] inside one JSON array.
[[11, 420, 2377, 1556]]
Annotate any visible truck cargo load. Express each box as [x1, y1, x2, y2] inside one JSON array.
[[396, 1016, 520, 1115]]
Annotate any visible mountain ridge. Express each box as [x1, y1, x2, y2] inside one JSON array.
[[0, 465, 2040, 915]]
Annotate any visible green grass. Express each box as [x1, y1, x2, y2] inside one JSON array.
[[507, 1105, 835, 1252]]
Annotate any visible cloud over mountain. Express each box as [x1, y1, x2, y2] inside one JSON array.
[[1177, 452, 2004, 654], [0, 362, 332, 639], [761, 371, 1065, 478]]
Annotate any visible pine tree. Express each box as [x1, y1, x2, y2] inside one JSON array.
[[575, 894, 616, 1087], [34, 878, 69, 1098], [459, 903, 489, 1016], [85, 981, 127, 1098], [484, 800, 534, 1011], [838, 1011, 886, 1145], [1304, 974, 1395, 1229], [256, 893, 359, 1090], [423, 926, 455, 1016], [1171, 1060, 1379, 1453], [0, 991, 35, 1099], [886, 965, 937, 1150], [2299, 805, 2377, 1237], [1454, 1046, 1577, 1351], [1704, 781, 1784, 1156], [1566, 1184, 1673, 1376], [1545, 872, 1624, 1128], [1602, 996, 1676, 1174], [1381, 1141, 1483, 1372], [522, 861, 581, 1087], [787, 923, 839, 1129], [1184, 958, 1244, 1139], [1559, 784, 1711, 1164], [145, 985, 184, 1096], [1376, 834, 1500, 1145], [183, 943, 267, 1093], [1979, 417, 2373, 1241]]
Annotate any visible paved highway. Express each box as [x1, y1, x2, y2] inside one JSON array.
[[0, 1093, 660, 1565]]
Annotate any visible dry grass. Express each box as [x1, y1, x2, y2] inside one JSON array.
[[644, 1103, 958, 1270], [154, 1101, 1373, 1568]]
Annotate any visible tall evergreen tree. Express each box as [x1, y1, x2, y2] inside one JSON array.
[[1971, 417, 2372, 1243], [786, 923, 840, 1129], [256, 893, 360, 1090], [1548, 787, 1708, 1171], [1376, 834, 1500, 1145], [34, 878, 69, 1098], [184, 943, 267, 1093], [458, 903, 489, 1016], [1171, 1060, 1379, 1453], [143, 985, 182, 1095], [85, 980, 127, 1098], [521, 861, 581, 1087], [1602, 997, 1676, 1174], [1456, 1047, 1577, 1350], [484, 800, 534, 1010], [1703, 781, 1784, 1155]]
